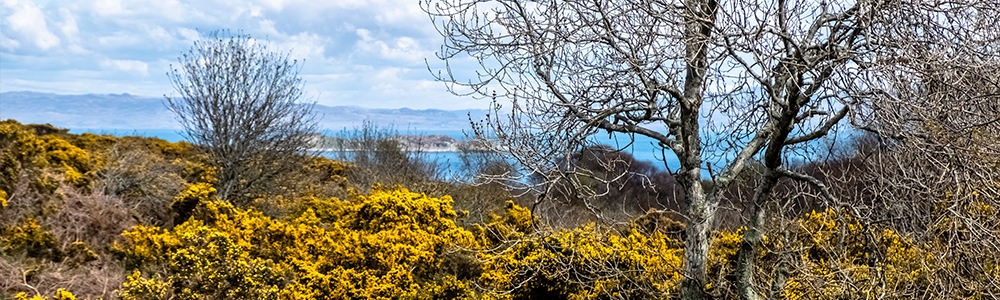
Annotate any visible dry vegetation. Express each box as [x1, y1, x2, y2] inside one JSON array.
[[2, 113, 998, 299], [2, 3, 999, 297]]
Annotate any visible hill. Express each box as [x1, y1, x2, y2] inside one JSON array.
[[0, 91, 489, 132]]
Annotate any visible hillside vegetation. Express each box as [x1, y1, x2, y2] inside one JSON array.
[[1, 119, 998, 299]]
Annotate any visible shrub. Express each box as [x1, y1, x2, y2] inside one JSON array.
[[474, 202, 685, 299], [115, 187, 478, 299], [705, 209, 937, 299], [14, 288, 77, 300], [778, 209, 935, 299], [37, 136, 94, 189], [0, 218, 62, 261], [0, 120, 59, 220]]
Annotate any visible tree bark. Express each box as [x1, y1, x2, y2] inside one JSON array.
[[678, 0, 719, 297]]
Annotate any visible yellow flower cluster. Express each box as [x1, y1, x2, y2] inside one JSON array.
[[475, 203, 685, 299], [115, 186, 478, 299], [782, 209, 934, 299], [1, 120, 61, 206], [1, 217, 62, 260], [169, 182, 216, 225], [15, 288, 77, 300]]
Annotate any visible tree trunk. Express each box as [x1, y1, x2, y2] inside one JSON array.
[[680, 173, 711, 300], [736, 173, 777, 300]]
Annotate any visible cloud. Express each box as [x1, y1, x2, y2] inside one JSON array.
[[57, 8, 79, 40], [0, 0, 489, 110], [0, 31, 20, 51], [177, 27, 201, 42], [281, 32, 327, 60], [92, 0, 123, 16], [354, 28, 430, 65], [2, 0, 61, 50], [102, 59, 149, 76]]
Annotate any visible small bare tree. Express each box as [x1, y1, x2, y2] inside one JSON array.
[[424, 1, 998, 299], [165, 31, 318, 206]]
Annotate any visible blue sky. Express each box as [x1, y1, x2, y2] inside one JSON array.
[[0, 0, 482, 109]]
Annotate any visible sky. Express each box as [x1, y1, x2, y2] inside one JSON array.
[[0, 0, 483, 109]]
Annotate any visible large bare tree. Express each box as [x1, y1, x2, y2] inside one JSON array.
[[423, 1, 999, 299], [165, 31, 318, 206]]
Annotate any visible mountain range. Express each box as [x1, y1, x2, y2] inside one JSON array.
[[0, 91, 490, 133]]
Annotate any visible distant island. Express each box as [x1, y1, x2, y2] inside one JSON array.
[[316, 134, 489, 153], [0, 91, 491, 133]]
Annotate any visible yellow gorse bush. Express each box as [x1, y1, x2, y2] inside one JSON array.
[[14, 288, 77, 300], [5, 120, 995, 299], [781, 209, 934, 300], [475, 202, 685, 299], [115, 186, 478, 299], [1, 217, 62, 260], [37, 135, 94, 188], [1, 120, 61, 210]]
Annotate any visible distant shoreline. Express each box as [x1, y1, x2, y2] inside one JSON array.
[[312, 148, 476, 153]]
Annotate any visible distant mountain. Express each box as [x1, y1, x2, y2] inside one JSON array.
[[0, 91, 490, 132]]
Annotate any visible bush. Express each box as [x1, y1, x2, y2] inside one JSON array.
[[474, 202, 685, 299], [115, 187, 478, 299], [14, 288, 77, 300], [702, 209, 937, 299], [1, 218, 62, 261]]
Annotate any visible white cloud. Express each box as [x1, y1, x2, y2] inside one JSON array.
[[92, 0, 201, 23], [3, 0, 61, 50], [373, 3, 428, 28], [92, 0, 123, 16], [58, 8, 87, 54], [102, 59, 149, 76], [248, 4, 263, 17], [177, 27, 201, 42], [57, 8, 79, 40], [354, 28, 430, 64], [0, 0, 489, 110], [281, 32, 327, 59], [0, 31, 20, 51], [376, 67, 406, 79]]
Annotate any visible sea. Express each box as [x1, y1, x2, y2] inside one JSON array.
[[70, 128, 841, 179]]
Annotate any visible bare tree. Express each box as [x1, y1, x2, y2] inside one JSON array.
[[423, 1, 998, 299], [852, 39, 1000, 297], [327, 121, 444, 192], [165, 31, 318, 206]]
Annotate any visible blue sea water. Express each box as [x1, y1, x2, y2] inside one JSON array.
[[69, 128, 773, 178], [69, 128, 186, 142], [394, 129, 691, 178]]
